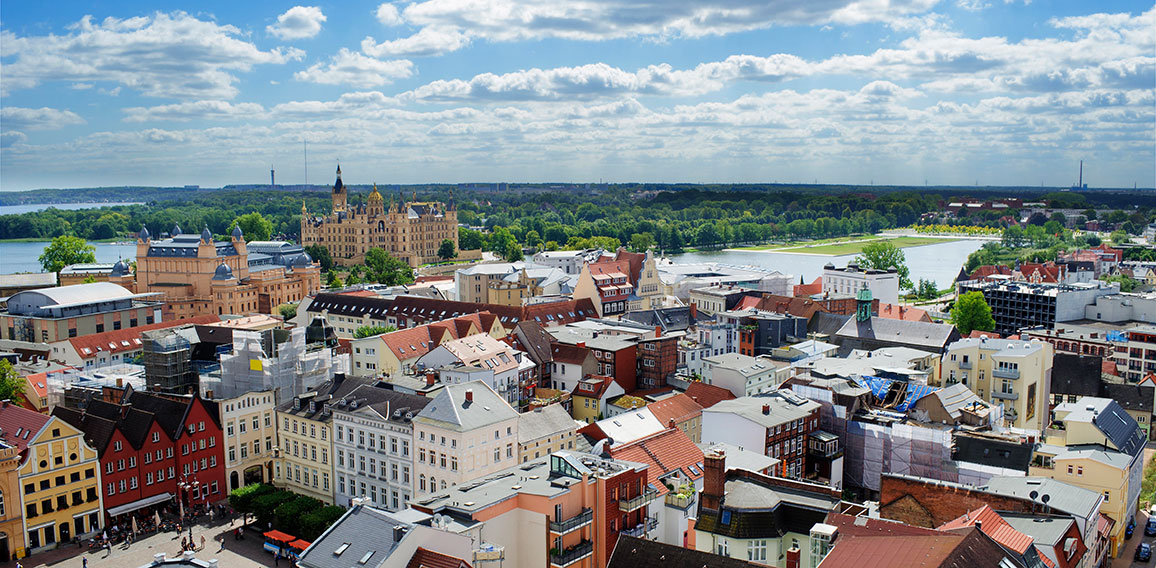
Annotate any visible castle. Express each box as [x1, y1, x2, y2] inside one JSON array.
[[301, 166, 472, 268]]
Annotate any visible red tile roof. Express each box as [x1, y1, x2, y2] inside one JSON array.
[[825, 513, 943, 538], [609, 427, 704, 496], [67, 315, 220, 359], [968, 265, 1013, 280], [684, 382, 737, 409], [876, 303, 931, 322], [937, 505, 1034, 554], [793, 276, 823, 297], [407, 547, 472, 568], [0, 402, 52, 458], [1017, 262, 1062, 284], [965, 330, 1003, 339], [742, 294, 829, 321], [646, 393, 702, 427], [573, 376, 615, 399]]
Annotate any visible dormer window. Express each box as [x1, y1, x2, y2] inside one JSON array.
[[293, 398, 301, 410]]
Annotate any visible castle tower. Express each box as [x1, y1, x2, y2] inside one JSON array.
[[367, 183, 384, 217], [332, 165, 347, 213]]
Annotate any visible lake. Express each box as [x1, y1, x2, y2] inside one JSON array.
[[664, 239, 984, 289], [0, 202, 143, 215], [0, 241, 137, 274]]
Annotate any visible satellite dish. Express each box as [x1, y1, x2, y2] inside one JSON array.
[[1029, 491, 1038, 500], [1041, 495, 1050, 504]]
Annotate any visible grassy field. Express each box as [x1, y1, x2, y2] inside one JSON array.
[[735, 235, 956, 256], [739, 235, 885, 251]]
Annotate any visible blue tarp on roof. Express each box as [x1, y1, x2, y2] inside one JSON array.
[[852, 375, 940, 412]]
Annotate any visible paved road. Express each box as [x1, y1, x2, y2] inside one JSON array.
[[4, 517, 276, 568], [1114, 445, 1156, 568]]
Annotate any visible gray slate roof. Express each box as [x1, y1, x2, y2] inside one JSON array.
[[414, 381, 518, 432], [517, 404, 576, 444], [1055, 397, 1146, 457], [835, 317, 959, 350], [297, 504, 410, 568], [979, 477, 1102, 521]]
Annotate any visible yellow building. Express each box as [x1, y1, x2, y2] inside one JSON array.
[[940, 337, 1052, 431], [0, 439, 24, 561], [486, 268, 542, 307], [516, 404, 577, 463], [218, 390, 276, 492], [301, 167, 480, 268], [0, 403, 102, 556], [1030, 397, 1146, 558], [570, 376, 624, 424]]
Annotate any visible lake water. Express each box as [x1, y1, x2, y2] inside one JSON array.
[[0, 237, 984, 289], [0, 202, 143, 215], [0, 241, 137, 274], [665, 239, 985, 289]]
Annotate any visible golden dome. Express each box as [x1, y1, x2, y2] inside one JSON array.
[[368, 183, 384, 204]]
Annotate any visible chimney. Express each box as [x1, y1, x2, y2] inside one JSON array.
[[116, 378, 123, 388], [689, 303, 697, 319], [786, 545, 801, 568], [1, 400, 7, 409], [762, 404, 770, 415], [701, 450, 726, 512], [465, 389, 474, 403], [205, 390, 214, 400], [426, 372, 436, 387], [577, 341, 586, 349], [668, 418, 676, 429]]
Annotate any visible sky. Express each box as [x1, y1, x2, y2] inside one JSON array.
[[0, 1, 1153, 191]]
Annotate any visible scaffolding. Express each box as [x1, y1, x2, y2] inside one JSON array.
[[141, 328, 197, 393], [211, 327, 340, 403]]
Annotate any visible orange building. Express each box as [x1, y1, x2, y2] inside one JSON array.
[[131, 224, 320, 319]]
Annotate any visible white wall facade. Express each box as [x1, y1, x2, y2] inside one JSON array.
[[333, 410, 415, 511]]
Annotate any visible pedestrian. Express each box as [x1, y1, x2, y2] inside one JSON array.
[[219, 536, 225, 552], [83, 557, 89, 568], [275, 551, 280, 566], [201, 535, 206, 550]]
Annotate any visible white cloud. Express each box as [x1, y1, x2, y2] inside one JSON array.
[[267, 6, 327, 40], [123, 101, 268, 122], [1, 12, 304, 99], [0, 107, 87, 131], [70, 83, 94, 90], [294, 49, 415, 86], [375, 3, 405, 26], [362, 27, 471, 57]]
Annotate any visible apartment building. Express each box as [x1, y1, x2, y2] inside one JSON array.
[[1030, 397, 1146, 557], [822, 261, 900, 305], [349, 313, 506, 377], [217, 390, 276, 491], [412, 382, 519, 495], [517, 404, 578, 463], [332, 388, 431, 510], [701, 392, 821, 480], [940, 337, 1053, 432], [418, 334, 529, 406], [411, 450, 653, 568], [702, 353, 785, 397], [956, 279, 1114, 336], [1, 403, 103, 554], [275, 375, 370, 503]]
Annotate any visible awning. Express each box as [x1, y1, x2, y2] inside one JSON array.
[[264, 530, 296, 543], [106, 492, 172, 517]]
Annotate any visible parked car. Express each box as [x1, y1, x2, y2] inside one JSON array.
[[1127, 518, 1136, 539], [1146, 517, 1156, 537], [1136, 542, 1152, 563]]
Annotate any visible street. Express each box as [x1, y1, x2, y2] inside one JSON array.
[[1114, 445, 1156, 568], [1, 517, 278, 568]]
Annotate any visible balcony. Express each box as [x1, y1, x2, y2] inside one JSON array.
[[550, 540, 594, 567], [664, 491, 695, 510], [549, 508, 593, 535], [621, 516, 658, 538], [619, 488, 659, 512], [993, 367, 1019, 379], [958, 360, 972, 369], [992, 390, 1019, 401]]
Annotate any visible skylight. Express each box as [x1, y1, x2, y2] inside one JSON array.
[[334, 543, 351, 556], [359, 551, 375, 564]]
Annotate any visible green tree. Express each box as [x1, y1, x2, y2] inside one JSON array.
[[298, 506, 347, 541], [278, 304, 298, 320], [38, 235, 96, 273], [855, 241, 913, 289], [0, 360, 26, 402], [951, 291, 996, 335], [1099, 274, 1139, 293], [916, 279, 939, 300], [438, 239, 457, 262], [1084, 234, 1102, 247], [365, 248, 414, 286], [228, 211, 274, 242], [228, 483, 275, 518], [325, 271, 343, 289], [304, 244, 334, 271], [354, 325, 397, 339], [274, 496, 323, 536], [503, 240, 524, 262], [629, 232, 655, 252], [524, 230, 542, 249], [1110, 230, 1130, 245], [459, 228, 484, 250], [252, 490, 296, 526]]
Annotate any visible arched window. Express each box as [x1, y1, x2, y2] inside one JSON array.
[[440, 480, 447, 490], [0, 488, 5, 516], [419, 474, 426, 492]]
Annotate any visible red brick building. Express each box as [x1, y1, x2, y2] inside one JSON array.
[[636, 333, 678, 390]]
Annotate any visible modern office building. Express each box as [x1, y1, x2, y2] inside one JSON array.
[[1, 283, 164, 343], [956, 279, 1115, 336]]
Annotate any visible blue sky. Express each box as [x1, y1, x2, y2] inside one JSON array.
[[1, 0, 1153, 190]]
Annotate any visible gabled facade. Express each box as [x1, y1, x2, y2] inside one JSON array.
[[412, 382, 519, 495]]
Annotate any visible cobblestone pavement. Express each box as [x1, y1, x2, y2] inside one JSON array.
[[2, 518, 278, 568]]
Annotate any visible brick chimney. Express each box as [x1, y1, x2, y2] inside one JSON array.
[[655, 326, 662, 338], [701, 450, 726, 512], [689, 303, 697, 319], [425, 371, 436, 387], [465, 389, 474, 403], [785, 545, 800, 568], [762, 404, 770, 415], [577, 341, 586, 349], [668, 418, 676, 429]]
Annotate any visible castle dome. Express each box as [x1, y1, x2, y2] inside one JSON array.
[[292, 252, 314, 267], [201, 225, 213, 243], [110, 260, 131, 277], [368, 183, 383, 204], [212, 263, 234, 281], [232, 223, 244, 240], [138, 225, 151, 241]]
